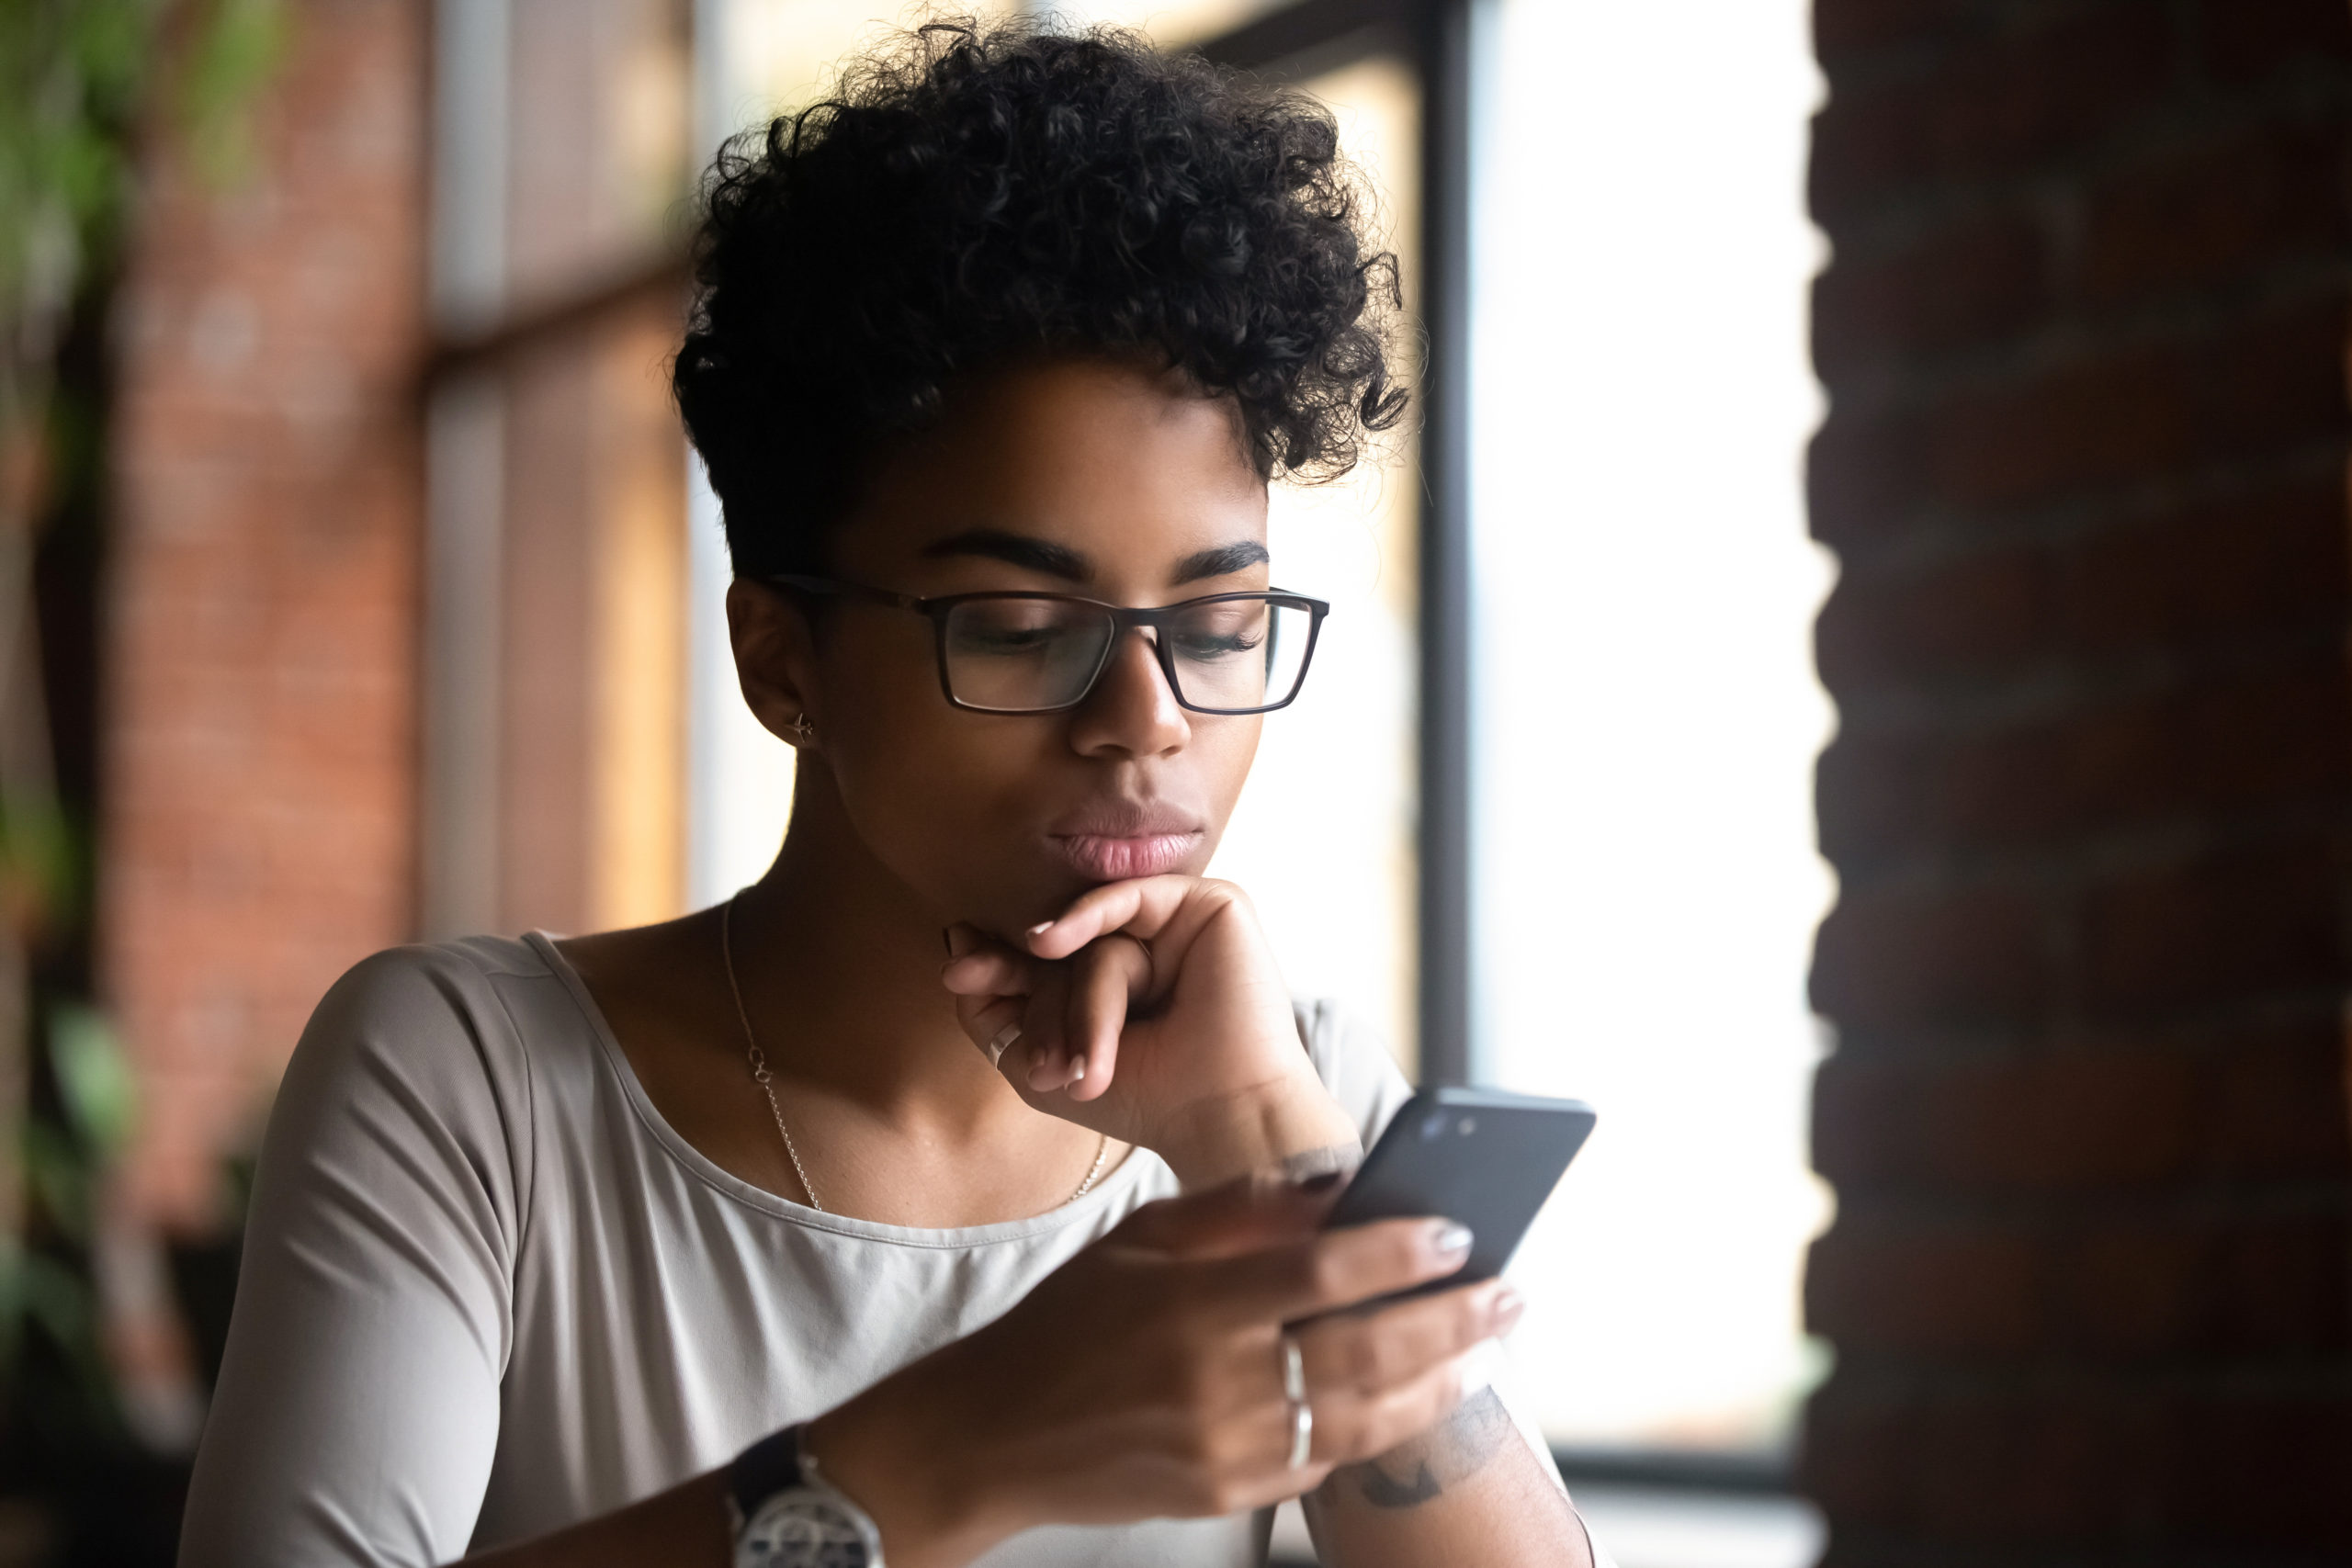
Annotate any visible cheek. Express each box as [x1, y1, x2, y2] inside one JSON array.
[[1192, 716, 1263, 843], [818, 653, 1060, 913]]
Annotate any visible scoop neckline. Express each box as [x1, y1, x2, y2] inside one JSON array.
[[520, 929, 1156, 1249]]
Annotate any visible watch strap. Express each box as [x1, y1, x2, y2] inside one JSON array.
[[729, 1423, 809, 1523]]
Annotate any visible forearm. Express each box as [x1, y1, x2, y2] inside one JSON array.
[[1305, 1390, 1592, 1568], [462, 1364, 1002, 1568], [461, 1470, 733, 1568], [1159, 1077, 1363, 1190]]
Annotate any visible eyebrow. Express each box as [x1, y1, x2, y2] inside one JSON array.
[[1172, 541, 1271, 584], [920, 529, 1091, 581], [919, 530, 1272, 588]]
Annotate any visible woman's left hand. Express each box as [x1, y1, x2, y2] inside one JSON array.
[[941, 876, 1361, 1185]]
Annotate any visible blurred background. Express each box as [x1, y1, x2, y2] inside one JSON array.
[[4, 1, 2350, 1565]]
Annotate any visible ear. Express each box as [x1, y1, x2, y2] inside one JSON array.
[[727, 580, 820, 747]]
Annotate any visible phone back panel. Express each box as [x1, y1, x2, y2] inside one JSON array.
[[1327, 1088, 1597, 1285]]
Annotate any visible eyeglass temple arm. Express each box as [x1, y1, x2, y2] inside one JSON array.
[[765, 574, 928, 612]]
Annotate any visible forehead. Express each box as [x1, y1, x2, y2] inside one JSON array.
[[836, 358, 1269, 577]]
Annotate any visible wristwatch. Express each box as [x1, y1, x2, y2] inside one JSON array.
[[729, 1424, 887, 1568]]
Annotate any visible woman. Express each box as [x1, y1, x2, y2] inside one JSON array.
[[179, 21, 1601, 1568]]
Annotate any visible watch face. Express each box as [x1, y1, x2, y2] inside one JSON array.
[[740, 1491, 874, 1568]]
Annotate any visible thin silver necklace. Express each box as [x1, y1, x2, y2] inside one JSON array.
[[718, 895, 1111, 1213]]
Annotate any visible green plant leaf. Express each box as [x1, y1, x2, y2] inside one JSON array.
[[48, 1003, 135, 1157]]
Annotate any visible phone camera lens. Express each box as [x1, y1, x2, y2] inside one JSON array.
[[1457, 1117, 1477, 1136], [1419, 1111, 1447, 1141]]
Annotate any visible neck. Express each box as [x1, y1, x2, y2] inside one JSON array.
[[728, 763, 1012, 1132]]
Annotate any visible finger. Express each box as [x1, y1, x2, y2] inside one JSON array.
[[1062, 937, 1151, 1101], [1023, 964, 1077, 1091], [941, 946, 1035, 998], [1208, 1216, 1475, 1324], [1295, 1280, 1517, 1400], [955, 991, 1028, 1074], [1112, 1173, 1334, 1258], [1027, 875, 1238, 964], [942, 922, 1037, 996]]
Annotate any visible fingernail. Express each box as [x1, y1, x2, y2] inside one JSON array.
[[1491, 1286, 1524, 1335], [1069, 1056, 1086, 1082], [1296, 1171, 1344, 1194], [1027, 919, 1054, 937], [1430, 1222, 1474, 1263]]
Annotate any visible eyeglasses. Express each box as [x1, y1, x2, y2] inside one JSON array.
[[770, 575, 1329, 716]]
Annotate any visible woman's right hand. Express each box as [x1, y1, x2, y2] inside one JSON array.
[[802, 1175, 1522, 1568]]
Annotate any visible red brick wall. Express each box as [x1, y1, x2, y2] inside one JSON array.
[[106, 0, 426, 1231], [1804, 1, 2352, 1560]]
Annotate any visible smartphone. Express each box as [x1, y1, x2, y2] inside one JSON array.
[[1322, 1087, 1596, 1297]]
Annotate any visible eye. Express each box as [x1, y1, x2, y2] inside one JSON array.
[[963, 624, 1064, 655], [1170, 604, 1268, 661], [1172, 628, 1262, 660], [946, 602, 1087, 658]]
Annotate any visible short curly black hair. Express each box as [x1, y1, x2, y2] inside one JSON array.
[[673, 18, 1407, 578]]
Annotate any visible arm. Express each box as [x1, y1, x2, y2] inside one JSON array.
[[938, 879, 1595, 1562], [475, 1180, 1499, 1568], [1306, 1387, 1592, 1568], [180, 950, 522, 1568]]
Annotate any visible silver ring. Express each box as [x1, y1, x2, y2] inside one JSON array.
[[1281, 1334, 1312, 1469], [986, 1021, 1022, 1067]]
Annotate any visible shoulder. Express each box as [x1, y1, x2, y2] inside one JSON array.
[[265, 938, 551, 1201], [1292, 998, 1419, 1151], [286, 937, 546, 1098]]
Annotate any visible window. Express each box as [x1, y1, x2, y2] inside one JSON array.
[[424, 0, 697, 940], [1471, 0, 1835, 1458]]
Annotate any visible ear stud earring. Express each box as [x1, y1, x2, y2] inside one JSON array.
[[786, 713, 815, 743]]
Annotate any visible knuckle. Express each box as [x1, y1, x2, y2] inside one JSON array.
[[1173, 1342, 1235, 1418], [1338, 1328, 1385, 1391], [1453, 1295, 1494, 1349], [1303, 1246, 1352, 1303], [1174, 1420, 1221, 1471]]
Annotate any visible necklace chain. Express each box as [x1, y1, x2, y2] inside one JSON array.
[[718, 894, 1110, 1213], [721, 897, 824, 1210]]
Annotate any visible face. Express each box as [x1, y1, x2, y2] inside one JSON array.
[[729, 357, 1275, 935]]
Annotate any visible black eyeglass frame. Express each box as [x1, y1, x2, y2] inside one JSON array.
[[768, 574, 1331, 716]]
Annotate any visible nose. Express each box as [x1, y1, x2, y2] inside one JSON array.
[[1067, 627, 1190, 758]]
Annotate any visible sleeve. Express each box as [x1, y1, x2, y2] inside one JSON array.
[[1293, 999, 1622, 1568], [177, 946, 534, 1568]]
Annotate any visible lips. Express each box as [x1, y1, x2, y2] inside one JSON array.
[[1053, 831, 1204, 881], [1046, 801, 1207, 882]]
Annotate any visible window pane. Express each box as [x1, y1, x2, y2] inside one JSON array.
[[1469, 0, 1833, 1449], [424, 0, 697, 939], [704, 0, 1022, 146], [1032, 0, 1290, 50], [506, 0, 693, 304], [1207, 52, 1423, 1071]]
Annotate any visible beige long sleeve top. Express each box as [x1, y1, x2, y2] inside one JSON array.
[[177, 932, 1578, 1567]]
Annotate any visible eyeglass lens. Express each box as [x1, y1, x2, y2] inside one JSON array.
[[940, 597, 1312, 714]]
